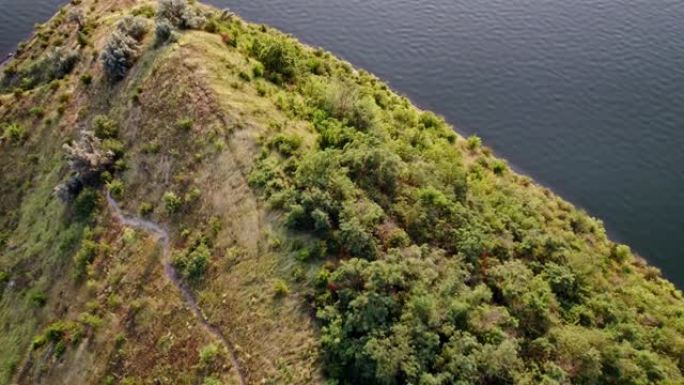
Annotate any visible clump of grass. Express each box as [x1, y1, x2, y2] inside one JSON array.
[[132, 4, 156, 18], [273, 279, 289, 297], [199, 342, 221, 367], [220, 32, 236, 47], [491, 159, 507, 175], [184, 187, 201, 204], [27, 289, 47, 307], [29, 106, 45, 118], [252, 62, 264, 78], [612, 244, 632, 262], [80, 74, 92, 85], [238, 71, 251, 82], [139, 202, 153, 216], [176, 117, 193, 131], [106, 179, 125, 200], [466, 134, 482, 150]]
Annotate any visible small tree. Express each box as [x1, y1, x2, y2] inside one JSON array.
[[154, 19, 174, 46], [63, 131, 115, 179], [116, 16, 148, 41], [157, 0, 206, 29], [101, 16, 147, 82], [54, 131, 115, 202], [101, 31, 138, 81]]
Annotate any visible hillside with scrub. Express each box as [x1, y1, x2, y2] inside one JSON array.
[[1, 1, 683, 384]]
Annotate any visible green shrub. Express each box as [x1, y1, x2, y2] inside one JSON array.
[[142, 140, 161, 154], [250, 36, 299, 83], [255, 80, 267, 96], [199, 343, 221, 367], [74, 238, 98, 278], [77, 31, 89, 47], [92, 115, 118, 139], [31, 334, 48, 350], [106, 179, 125, 199], [32, 320, 83, 357], [184, 187, 201, 203], [339, 216, 378, 259], [491, 159, 507, 175], [162, 191, 182, 213], [185, 242, 210, 280], [204, 19, 218, 33], [174, 241, 210, 281], [612, 244, 632, 262], [306, 58, 326, 75], [319, 81, 378, 130], [202, 378, 222, 385], [419, 111, 444, 129], [1, 123, 26, 144], [131, 4, 156, 18], [73, 188, 99, 221], [269, 133, 302, 156], [102, 139, 125, 158], [252, 62, 264, 78]]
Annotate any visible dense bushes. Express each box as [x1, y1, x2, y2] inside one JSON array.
[[1, 47, 79, 90], [250, 36, 300, 83], [245, 25, 684, 384]]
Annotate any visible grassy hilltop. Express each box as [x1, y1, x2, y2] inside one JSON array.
[[1, 1, 683, 384]]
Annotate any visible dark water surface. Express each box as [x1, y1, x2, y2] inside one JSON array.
[[2, 0, 684, 286]]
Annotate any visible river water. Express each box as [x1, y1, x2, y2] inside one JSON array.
[[2, 0, 683, 287]]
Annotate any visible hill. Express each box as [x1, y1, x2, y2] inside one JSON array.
[[1, 1, 683, 384]]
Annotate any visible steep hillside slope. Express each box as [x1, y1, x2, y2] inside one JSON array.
[[0, 1, 683, 385]]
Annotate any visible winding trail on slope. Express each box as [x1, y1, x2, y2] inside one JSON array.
[[106, 192, 247, 385]]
